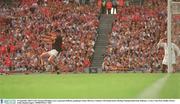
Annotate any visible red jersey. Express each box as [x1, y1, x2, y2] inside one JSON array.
[[0, 46, 6, 54], [119, 0, 124, 6], [10, 45, 16, 53], [106, 1, 112, 9], [5, 57, 12, 67], [83, 59, 91, 68]]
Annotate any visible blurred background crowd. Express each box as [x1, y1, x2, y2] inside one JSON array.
[[0, 0, 180, 73], [103, 0, 180, 72], [0, 0, 99, 73]]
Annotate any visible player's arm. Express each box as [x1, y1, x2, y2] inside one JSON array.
[[174, 44, 180, 56], [157, 39, 165, 49]]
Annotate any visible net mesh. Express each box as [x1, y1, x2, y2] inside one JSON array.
[[172, 2, 180, 14], [172, 1, 180, 71]]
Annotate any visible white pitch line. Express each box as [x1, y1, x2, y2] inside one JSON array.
[[137, 74, 170, 99]]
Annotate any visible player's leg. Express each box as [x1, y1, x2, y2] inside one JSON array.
[[48, 56, 56, 67], [48, 55, 60, 73], [40, 52, 50, 59], [40, 52, 49, 65], [150, 68, 154, 73], [40, 51, 51, 72], [162, 64, 167, 73], [47, 49, 59, 72], [172, 64, 176, 73]]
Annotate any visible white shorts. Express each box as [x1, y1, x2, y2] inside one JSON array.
[[162, 56, 176, 65], [48, 49, 59, 57]]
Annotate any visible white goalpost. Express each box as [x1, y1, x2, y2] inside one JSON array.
[[167, 0, 172, 73], [167, 0, 180, 73]]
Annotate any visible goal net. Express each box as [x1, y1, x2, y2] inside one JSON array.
[[169, 0, 180, 72]]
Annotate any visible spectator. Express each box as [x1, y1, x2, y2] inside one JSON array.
[[104, 0, 167, 72], [0, 0, 99, 73], [106, 0, 112, 14], [111, 0, 117, 14]]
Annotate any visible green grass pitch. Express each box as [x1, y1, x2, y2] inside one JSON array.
[[0, 73, 179, 99]]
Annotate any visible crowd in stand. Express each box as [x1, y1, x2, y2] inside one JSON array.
[[0, 0, 99, 73], [103, 0, 167, 72], [1, 0, 180, 74]]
